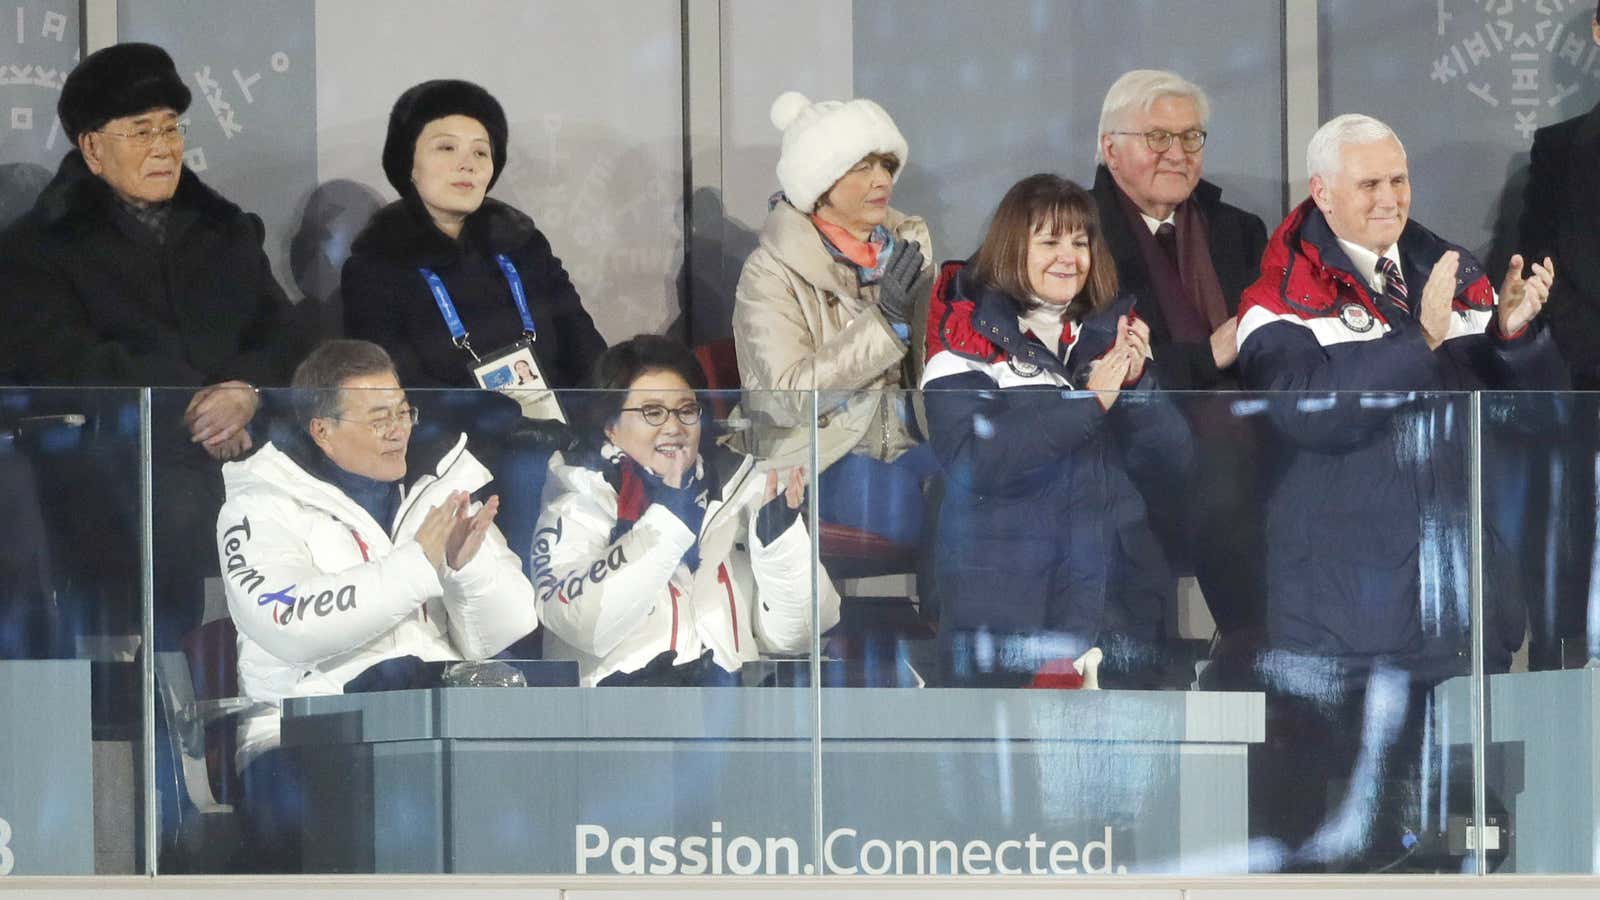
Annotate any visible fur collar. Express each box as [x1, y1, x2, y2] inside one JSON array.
[[30, 149, 243, 235], [349, 193, 543, 267]]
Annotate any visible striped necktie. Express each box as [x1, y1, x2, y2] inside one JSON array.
[[1375, 256, 1410, 315]]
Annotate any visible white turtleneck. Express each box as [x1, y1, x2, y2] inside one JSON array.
[[1019, 303, 1073, 359]]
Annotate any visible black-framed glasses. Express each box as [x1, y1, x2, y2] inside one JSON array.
[[621, 403, 702, 426], [1110, 128, 1207, 154], [99, 121, 188, 148], [332, 404, 420, 435]]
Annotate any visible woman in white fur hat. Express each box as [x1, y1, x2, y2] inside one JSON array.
[[731, 91, 937, 546]]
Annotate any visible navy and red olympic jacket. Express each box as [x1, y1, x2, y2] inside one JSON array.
[[919, 260, 1191, 648], [1236, 199, 1567, 673]]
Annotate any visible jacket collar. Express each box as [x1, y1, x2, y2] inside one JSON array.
[[958, 267, 1073, 378], [30, 149, 241, 237], [245, 423, 482, 538], [349, 192, 542, 268], [574, 438, 753, 506], [1266, 198, 1487, 317], [757, 198, 910, 299], [1092, 165, 1222, 237], [1294, 198, 1483, 298]]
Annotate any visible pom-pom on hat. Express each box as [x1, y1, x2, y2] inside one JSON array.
[[381, 79, 508, 196], [58, 42, 192, 144], [770, 91, 909, 212]]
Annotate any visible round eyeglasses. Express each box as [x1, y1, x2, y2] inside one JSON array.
[[621, 403, 702, 426], [1109, 128, 1207, 154], [99, 122, 189, 148], [331, 404, 420, 436]]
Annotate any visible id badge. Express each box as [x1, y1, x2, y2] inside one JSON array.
[[471, 339, 566, 423]]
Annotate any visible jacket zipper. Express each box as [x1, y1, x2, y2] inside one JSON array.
[[879, 392, 890, 458]]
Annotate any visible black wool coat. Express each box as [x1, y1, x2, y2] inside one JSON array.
[[0, 150, 300, 387], [1091, 165, 1268, 390], [1520, 104, 1600, 388], [341, 195, 605, 391]]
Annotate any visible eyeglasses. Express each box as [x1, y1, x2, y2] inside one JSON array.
[[1110, 128, 1207, 154], [620, 403, 702, 426], [99, 122, 188, 148], [331, 404, 420, 435]]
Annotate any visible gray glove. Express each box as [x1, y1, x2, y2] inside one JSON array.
[[876, 239, 924, 326]]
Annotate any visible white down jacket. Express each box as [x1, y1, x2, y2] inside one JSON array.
[[532, 443, 842, 685], [216, 432, 537, 768]]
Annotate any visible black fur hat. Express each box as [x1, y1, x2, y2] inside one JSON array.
[[58, 43, 192, 144], [381, 79, 508, 196]]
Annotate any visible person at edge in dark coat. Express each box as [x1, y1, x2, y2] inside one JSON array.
[[921, 173, 1193, 689], [341, 79, 607, 562], [1512, 1, 1600, 669], [1091, 68, 1271, 666], [1235, 113, 1566, 872], [1521, 2, 1600, 391], [0, 42, 301, 642]]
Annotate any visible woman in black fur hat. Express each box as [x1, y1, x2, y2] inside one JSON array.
[[341, 79, 607, 565], [341, 79, 605, 400]]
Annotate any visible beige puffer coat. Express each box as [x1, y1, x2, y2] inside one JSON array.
[[732, 199, 933, 469]]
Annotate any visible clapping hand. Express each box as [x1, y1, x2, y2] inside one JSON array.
[[445, 493, 500, 571], [1498, 254, 1554, 339], [414, 491, 500, 572], [1418, 251, 1459, 350], [1116, 315, 1151, 383], [762, 467, 806, 510], [876, 239, 925, 326]]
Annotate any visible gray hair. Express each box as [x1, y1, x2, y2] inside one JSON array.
[[1306, 114, 1405, 182], [1095, 69, 1211, 164], [291, 339, 397, 428]]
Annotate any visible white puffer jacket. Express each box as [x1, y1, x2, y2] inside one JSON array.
[[216, 433, 538, 768], [532, 444, 841, 685]]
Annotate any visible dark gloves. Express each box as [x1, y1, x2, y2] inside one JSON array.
[[756, 492, 804, 545], [876, 239, 925, 326], [507, 417, 577, 453], [636, 461, 706, 540]]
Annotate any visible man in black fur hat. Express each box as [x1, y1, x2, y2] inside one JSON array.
[[0, 41, 300, 445], [0, 43, 303, 642]]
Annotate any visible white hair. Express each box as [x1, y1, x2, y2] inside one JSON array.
[[1306, 114, 1405, 181], [1095, 69, 1212, 164]]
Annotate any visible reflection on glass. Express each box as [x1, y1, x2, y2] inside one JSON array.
[[0, 388, 144, 875], [161, 366, 826, 874], [1470, 393, 1600, 874]]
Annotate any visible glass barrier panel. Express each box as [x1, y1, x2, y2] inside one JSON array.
[[0, 386, 146, 875], [1472, 391, 1600, 875], [811, 387, 1479, 876], [153, 385, 822, 875]]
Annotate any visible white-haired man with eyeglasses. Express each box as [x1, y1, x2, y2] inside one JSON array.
[[0, 42, 299, 448], [0, 42, 306, 648], [1092, 69, 1272, 658], [1094, 69, 1268, 388], [215, 339, 537, 866], [1234, 114, 1567, 871]]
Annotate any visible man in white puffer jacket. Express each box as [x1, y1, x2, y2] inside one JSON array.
[[214, 340, 537, 861]]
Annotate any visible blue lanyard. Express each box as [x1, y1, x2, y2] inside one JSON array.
[[419, 253, 537, 359]]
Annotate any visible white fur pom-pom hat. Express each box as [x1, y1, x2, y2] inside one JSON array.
[[769, 90, 909, 213]]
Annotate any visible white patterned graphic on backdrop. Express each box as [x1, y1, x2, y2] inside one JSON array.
[[1433, 0, 1599, 140]]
